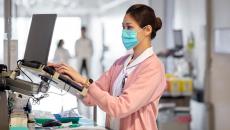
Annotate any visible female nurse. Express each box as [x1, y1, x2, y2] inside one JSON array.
[[51, 4, 166, 130]]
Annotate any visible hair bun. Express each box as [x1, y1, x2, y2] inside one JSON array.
[[155, 17, 162, 31]]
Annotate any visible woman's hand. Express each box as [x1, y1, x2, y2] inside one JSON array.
[[48, 63, 86, 85]]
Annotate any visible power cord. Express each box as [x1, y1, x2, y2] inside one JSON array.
[[47, 83, 70, 96], [30, 94, 49, 105], [17, 60, 33, 83], [45, 75, 69, 96]]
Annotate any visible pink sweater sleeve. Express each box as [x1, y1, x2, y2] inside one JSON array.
[[82, 61, 116, 106], [87, 61, 166, 118]]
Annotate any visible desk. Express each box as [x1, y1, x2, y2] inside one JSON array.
[[35, 126, 107, 130], [35, 118, 107, 130]]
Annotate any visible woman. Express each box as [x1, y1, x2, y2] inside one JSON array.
[[53, 39, 71, 64], [51, 4, 166, 130]]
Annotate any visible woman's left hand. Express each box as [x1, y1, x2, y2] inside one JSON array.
[[50, 63, 86, 85]]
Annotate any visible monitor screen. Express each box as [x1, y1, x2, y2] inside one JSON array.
[[24, 14, 57, 65], [173, 30, 183, 48]]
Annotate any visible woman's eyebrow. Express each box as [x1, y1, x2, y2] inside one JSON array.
[[122, 22, 133, 26]]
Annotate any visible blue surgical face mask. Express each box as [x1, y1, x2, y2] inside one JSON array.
[[122, 29, 139, 50]]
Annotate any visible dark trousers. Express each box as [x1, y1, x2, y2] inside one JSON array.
[[80, 59, 89, 77]]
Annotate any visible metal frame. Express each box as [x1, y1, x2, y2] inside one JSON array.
[[0, 0, 12, 129], [0, 92, 9, 130]]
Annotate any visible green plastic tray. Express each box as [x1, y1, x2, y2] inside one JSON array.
[[57, 117, 80, 124], [34, 118, 53, 124]]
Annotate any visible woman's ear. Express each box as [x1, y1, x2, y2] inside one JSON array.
[[144, 25, 152, 37]]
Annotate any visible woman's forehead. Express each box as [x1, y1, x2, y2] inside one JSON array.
[[122, 21, 133, 25], [123, 14, 139, 26], [123, 14, 133, 21]]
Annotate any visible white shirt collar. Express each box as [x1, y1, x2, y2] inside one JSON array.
[[124, 47, 154, 70]]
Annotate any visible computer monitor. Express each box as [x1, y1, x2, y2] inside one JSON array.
[[173, 30, 183, 48], [20, 14, 86, 95], [23, 14, 57, 66]]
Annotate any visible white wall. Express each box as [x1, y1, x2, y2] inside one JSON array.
[[87, 15, 105, 126], [0, 2, 3, 64], [150, 0, 166, 53], [208, 0, 230, 130], [174, 0, 206, 89], [0, 18, 4, 64]]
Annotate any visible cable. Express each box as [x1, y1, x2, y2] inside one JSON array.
[[17, 60, 33, 83], [66, 84, 71, 92], [63, 83, 71, 93], [30, 94, 49, 105], [47, 83, 70, 96], [35, 122, 42, 126], [47, 91, 67, 96]]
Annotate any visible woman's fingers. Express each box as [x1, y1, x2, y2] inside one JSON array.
[[58, 68, 71, 76], [58, 70, 68, 75], [47, 63, 82, 83], [50, 64, 81, 82], [54, 64, 70, 70], [57, 68, 68, 74], [56, 66, 69, 72], [58, 68, 76, 80], [54, 64, 64, 68], [59, 63, 69, 68], [47, 62, 57, 67], [57, 67, 73, 76]]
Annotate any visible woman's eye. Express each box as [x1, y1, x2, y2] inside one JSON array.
[[127, 26, 133, 30], [122, 25, 134, 30]]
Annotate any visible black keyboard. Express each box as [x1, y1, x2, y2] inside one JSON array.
[[43, 66, 83, 92]]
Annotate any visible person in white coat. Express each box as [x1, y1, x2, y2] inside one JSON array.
[[75, 26, 93, 77], [52, 39, 77, 113], [53, 39, 71, 64], [75, 26, 94, 119]]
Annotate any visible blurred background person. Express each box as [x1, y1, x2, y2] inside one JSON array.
[[53, 39, 71, 64], [75, 26, 94, 120], [75, 26, 93, 77], [52, 39, 77, 114]]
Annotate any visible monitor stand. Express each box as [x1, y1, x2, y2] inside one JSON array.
[[0, 91, 9, 130]]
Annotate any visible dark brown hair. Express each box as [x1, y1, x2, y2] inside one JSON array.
[[81, 26, 86, 31], [126, 4, 162, 39], [57, 39, 64, 48]]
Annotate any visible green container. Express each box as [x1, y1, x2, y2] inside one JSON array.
[[10, 127, 29, 130], [34, 118, 53, 125], [57, 117, 80, 124]]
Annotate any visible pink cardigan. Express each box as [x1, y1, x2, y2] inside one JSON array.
[[82, 53, 166, 130]]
